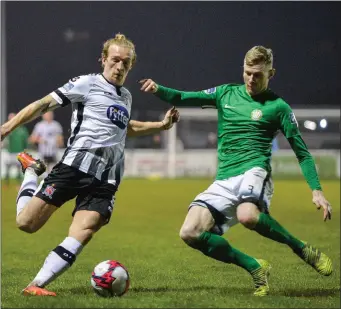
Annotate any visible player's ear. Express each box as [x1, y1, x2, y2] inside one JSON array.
[[269, 68, 276, 79], [100, 54, 106, 68]]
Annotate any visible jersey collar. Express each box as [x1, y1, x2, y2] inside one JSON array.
[[100, 74, 122, 96]]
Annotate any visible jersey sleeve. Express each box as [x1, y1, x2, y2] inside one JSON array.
[[288, 135, 322, 191], [50, 75, 91, 107], [278, 101, 322, 191], [155, 84, 218, 107], [277, 101, 300, 138]]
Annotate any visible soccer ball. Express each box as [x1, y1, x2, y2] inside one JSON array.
[[90, 260, 130, 297]]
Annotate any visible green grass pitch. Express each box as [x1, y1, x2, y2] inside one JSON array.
[[1, 179, 340, 308]]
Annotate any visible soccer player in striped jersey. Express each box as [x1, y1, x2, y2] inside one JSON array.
[[139, 46, 333, 296], [0, 33, 179, 296], [29, 111, 64, 174]]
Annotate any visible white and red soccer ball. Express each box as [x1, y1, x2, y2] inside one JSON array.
[[91, 260, 130, 297]]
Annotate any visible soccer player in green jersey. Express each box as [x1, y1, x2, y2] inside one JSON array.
[[139, 46, 333, 296], [3, 113, 29, 187]]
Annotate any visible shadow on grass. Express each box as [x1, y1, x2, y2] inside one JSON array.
[[59, 285, 251, 295], [131, 286, 250, 294], [60, 285, 340, 298], [280, 287, 340, 297], [58, 286, 94, 295]]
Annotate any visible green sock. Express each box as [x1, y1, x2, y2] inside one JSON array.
[[195, 231, 260, 272], [254, 213, 305, 251]]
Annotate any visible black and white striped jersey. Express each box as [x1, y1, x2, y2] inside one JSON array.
[[32, 120, 63, 157], [50, 73, 132, 186]]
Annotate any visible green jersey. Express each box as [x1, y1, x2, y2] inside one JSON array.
[[6, 126, 29, 153], [155, 83, 322, 191]]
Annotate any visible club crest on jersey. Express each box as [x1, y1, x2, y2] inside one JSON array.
[[62, 82, 74, 92], [251, 109, 262, 120], [107, 104, 129, 129], [204, 87, 216, 94], [42, 185, 56, 199]]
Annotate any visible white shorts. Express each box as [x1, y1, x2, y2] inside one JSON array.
[[190, 167, 274, 235]]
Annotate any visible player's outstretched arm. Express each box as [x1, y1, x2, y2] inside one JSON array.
[[127, 106, 180, 137], [288, 135, 332, 221], [278, 102, 332, 221], [0, 94, 60, 141], [139, 78, 217, 108]]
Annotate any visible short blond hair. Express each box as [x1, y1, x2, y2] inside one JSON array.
[[100, 33, 137, 67], [244, 46, 273, 67]]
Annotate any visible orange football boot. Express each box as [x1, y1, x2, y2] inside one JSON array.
[[17, 152, 46, 176], [22, 286, 56, 296]]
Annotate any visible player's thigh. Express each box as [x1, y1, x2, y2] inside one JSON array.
[[180, 205, 215, 238], [69, 210, 107, 245], [35, 162, 89, 207], [70, 181, 117, 244], [187, 180, 241, 236], [16, 196, 58, 232], [238, 167, 273, 213]]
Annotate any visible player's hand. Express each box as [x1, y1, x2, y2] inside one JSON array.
[[139, 79, 158, 93], [312, 190, 332, 221], [161, 107, 180, 130]]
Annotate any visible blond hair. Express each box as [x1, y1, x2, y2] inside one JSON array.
[[244, 46, 273, 67], [100, 33, 137, 67]]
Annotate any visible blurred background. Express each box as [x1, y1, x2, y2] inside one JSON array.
[[1, 1, 340, 180]]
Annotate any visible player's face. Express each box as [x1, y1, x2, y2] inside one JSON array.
[[102, 44, 133, 86], [42, 111, 53, 122], [243, 62, 274, 96]]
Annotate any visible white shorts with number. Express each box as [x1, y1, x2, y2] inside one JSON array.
[[190, 167, 274, 235]]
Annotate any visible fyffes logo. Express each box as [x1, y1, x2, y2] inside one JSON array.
[[107, 104, 129, 129], [251, 109, 262, 120]]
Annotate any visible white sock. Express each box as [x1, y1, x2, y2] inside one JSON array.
[[30, 237, 83, 287], [16, 168, 38, 216]]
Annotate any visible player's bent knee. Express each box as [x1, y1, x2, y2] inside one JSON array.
[[179, 225, 201, 244], [16, 216, 39, 234], [238, 216, 258, 229], [237, 202, 260, 229]]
